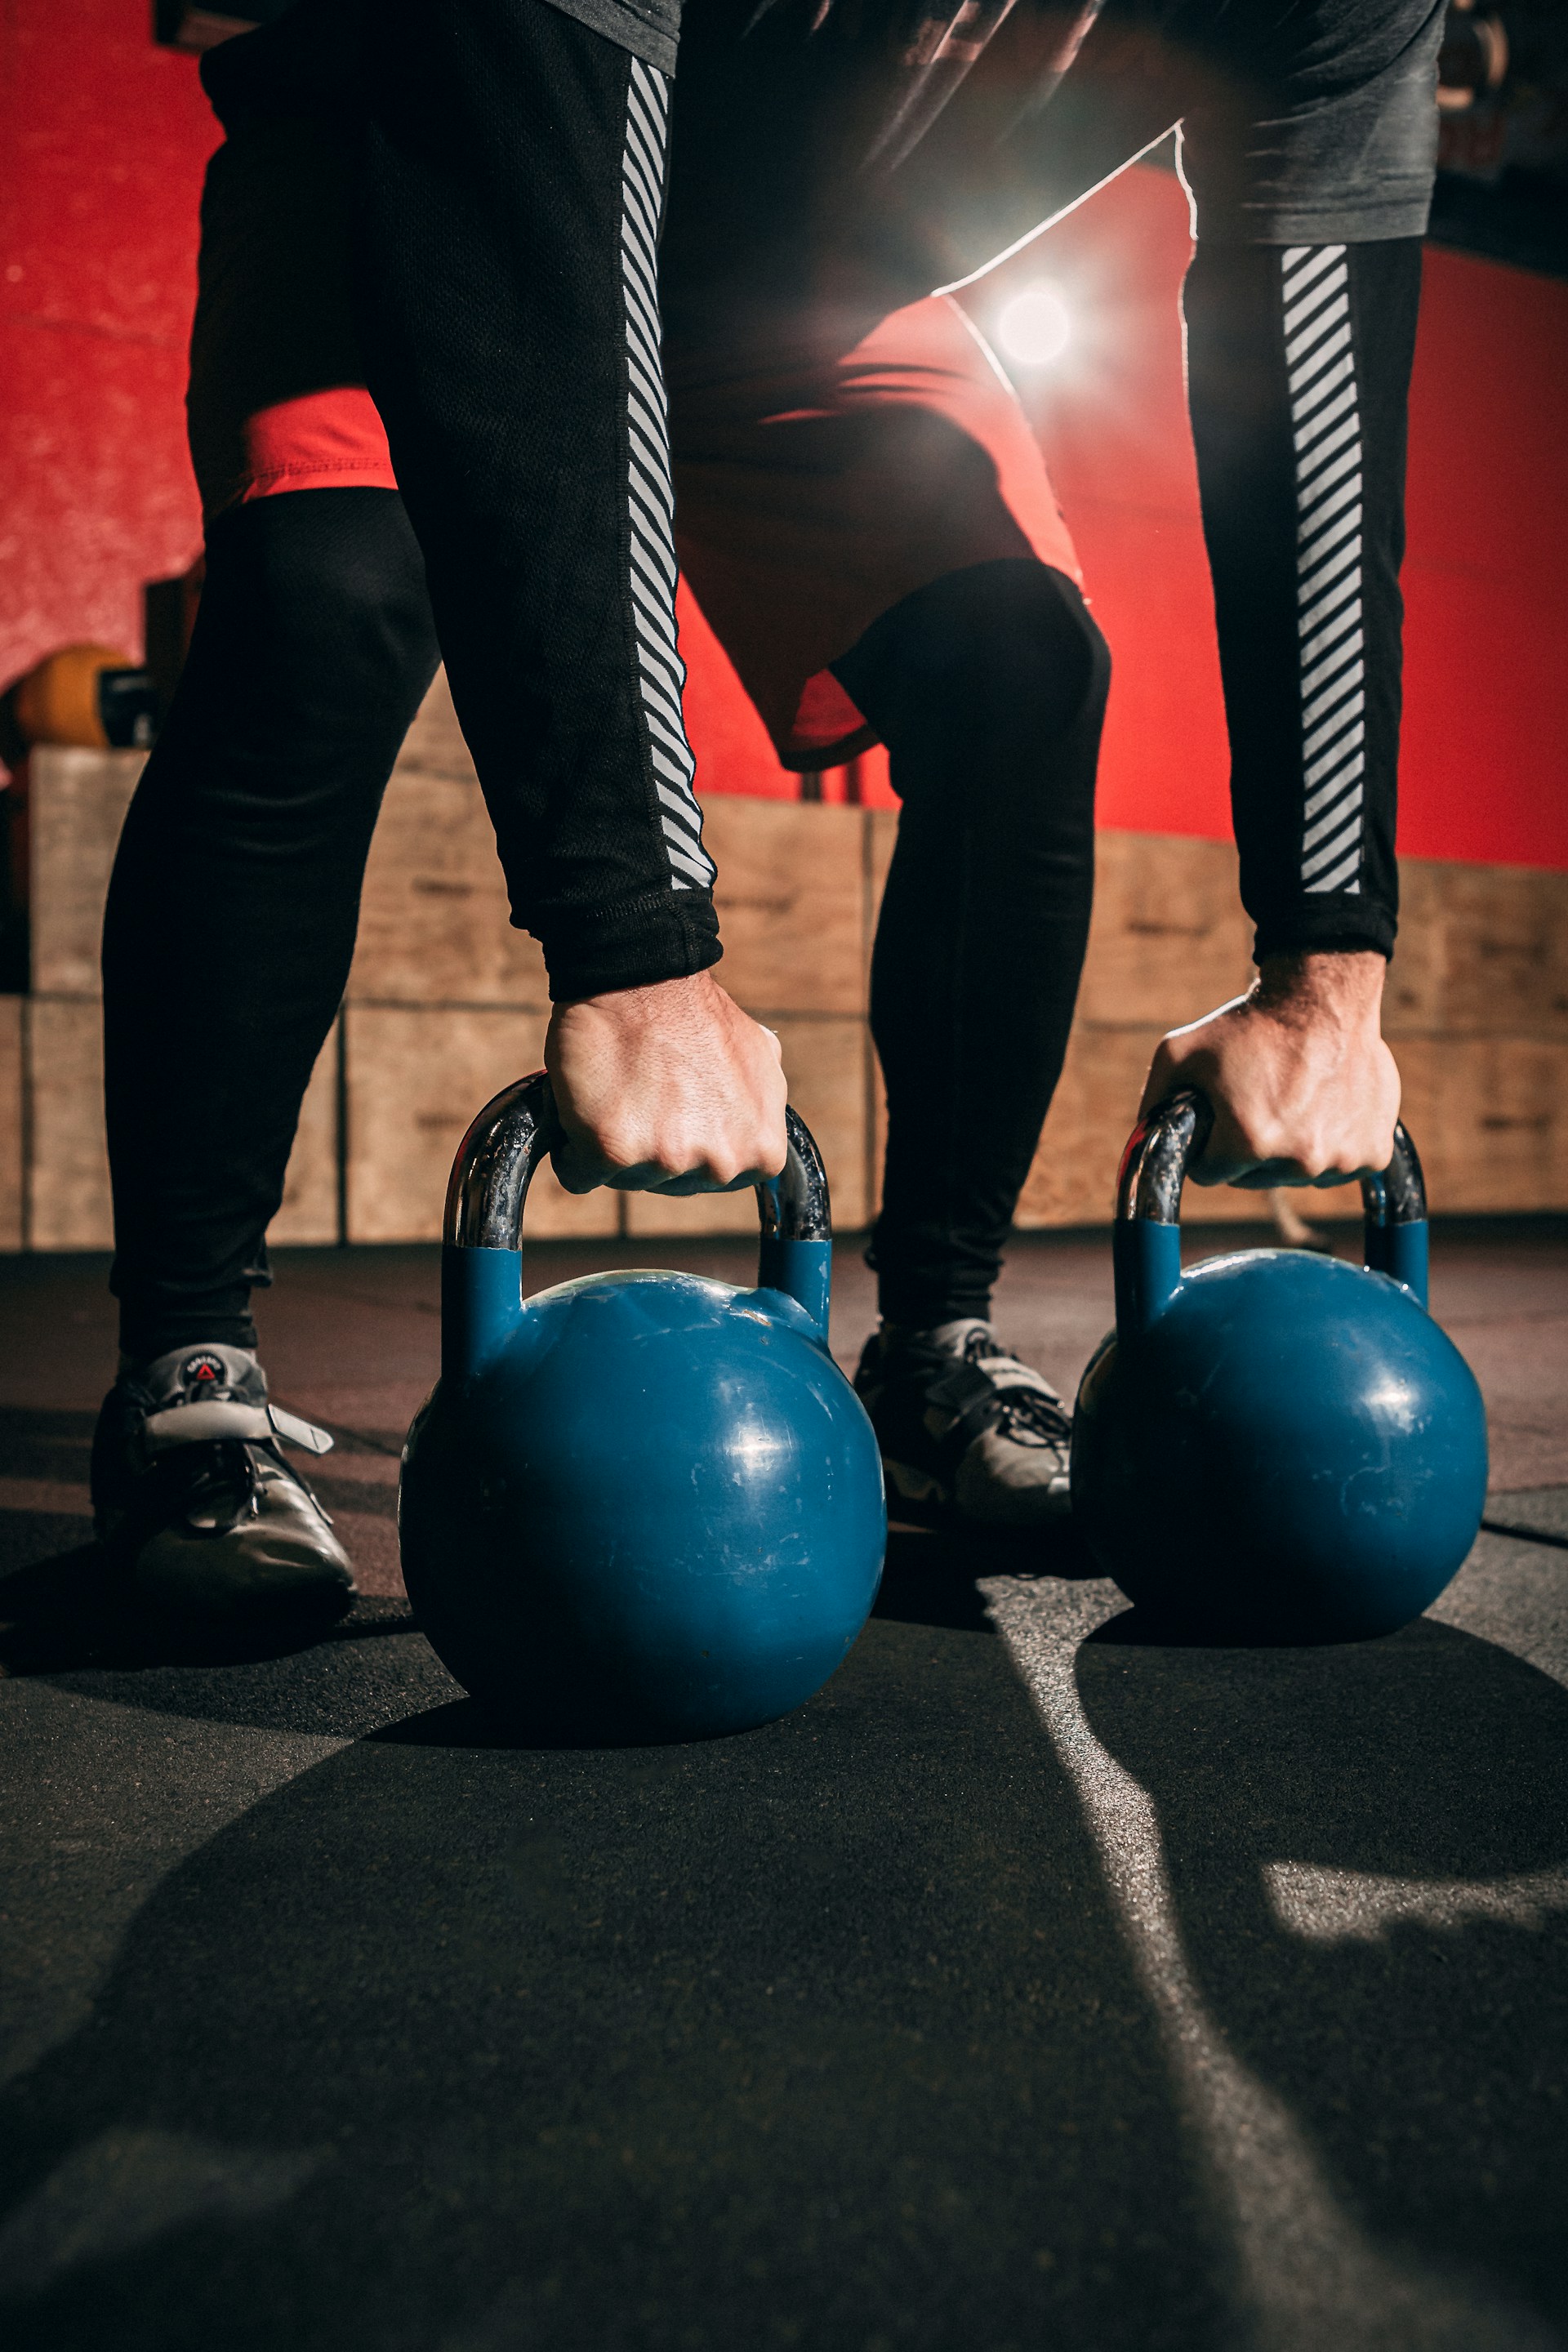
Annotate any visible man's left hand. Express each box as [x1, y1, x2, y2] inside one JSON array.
[[1138, 950, 1401, 1188]]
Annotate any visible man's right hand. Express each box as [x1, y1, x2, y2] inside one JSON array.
[[545, 969, 787, 1195], [1139, 951, 1401, 1188]]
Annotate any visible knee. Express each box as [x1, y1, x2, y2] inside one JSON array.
[[837, 559, 1111, 749], [935, 559, 1111, 737], [201, 487, 440, 712]]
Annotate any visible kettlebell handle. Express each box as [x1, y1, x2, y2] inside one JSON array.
[[1113, 1089, 1429, 1334], [444, 1071, 834, 1333]]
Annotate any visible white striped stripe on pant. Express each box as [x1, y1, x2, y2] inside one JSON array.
[[1283, 242, 1366, 900], [619, 56, 715, 894]]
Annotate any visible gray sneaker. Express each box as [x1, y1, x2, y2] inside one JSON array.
[[91, 1344, 355, 1622], [853, 1318, 1073, 1532]]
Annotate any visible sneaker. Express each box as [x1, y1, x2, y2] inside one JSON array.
[[91, 1344, 356, 1622], [854, 1318, 1072, 1532]]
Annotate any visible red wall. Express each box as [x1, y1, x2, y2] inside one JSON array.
[[3, 0, 1565, 870], [959, 164, 1568, 870], [0, 0, 216, 679]]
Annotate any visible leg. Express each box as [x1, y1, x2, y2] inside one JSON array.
[[103, 486, 440, 1361], [832, 558, 1107, 1530], [833, 558, 1107, 1330]]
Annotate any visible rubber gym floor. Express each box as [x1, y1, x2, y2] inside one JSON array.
[[1, 1220, 1566, 2352]]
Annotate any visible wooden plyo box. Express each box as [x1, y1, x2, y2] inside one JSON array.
[[16, 747, 343, 1250], [350, 772, 548, 1010], [0, 996, 21, 1251], [703, 797, 868, 1017], [343, 1006, 871, 1246], [343, 1003, 616, 1243], [22, 993, 340, 1253], [27, 745, 142, 997], [1388, 862, 1568, 1042], [1075, 831, 1254, 1030], [1022, 832, 1284, 1230], [344, 678, 875, 1242], [11, 702, 1568, 1250]]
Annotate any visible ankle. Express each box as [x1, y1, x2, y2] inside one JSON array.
[[878, 1305, 993, 1335], [117, 1322, 260, 1371], [880, 1313, 993, 1349]]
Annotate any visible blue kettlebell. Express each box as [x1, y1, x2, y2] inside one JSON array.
[[1070, 1092, 1488, 1643], [399, 1073, 887, 1740]]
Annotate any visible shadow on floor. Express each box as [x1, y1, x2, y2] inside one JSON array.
[[0, 1517, 1096, 1690], [0, 1531, 416, 1680], [0, 1608, 1227, 2352], [1075, 1612, 1568, 2335], [6, 1594, 1568, 2349]]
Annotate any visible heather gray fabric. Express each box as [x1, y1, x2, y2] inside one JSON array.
[[542, 0, 677, 78], [1168, 0, 1448, 244]]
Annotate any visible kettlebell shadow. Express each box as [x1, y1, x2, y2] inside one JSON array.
[[0, 1613, 1239, 2352], [1076, 1613, 1568, 2334], [871, 1520, 1099, 1636]]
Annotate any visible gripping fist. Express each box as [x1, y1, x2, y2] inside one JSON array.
[[1140, 951, 1401, 1189], [546, 970, 787, 1196]]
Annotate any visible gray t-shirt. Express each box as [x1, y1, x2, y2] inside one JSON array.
[[545, 0, 678, 76]]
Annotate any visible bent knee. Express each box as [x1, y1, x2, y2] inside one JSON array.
[[840, 558, 1111, 743], [204, 487, 439, 700]]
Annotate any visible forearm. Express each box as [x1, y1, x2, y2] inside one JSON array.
[[1183, 235, 1424, 965], [351, 0, 719, 1000]]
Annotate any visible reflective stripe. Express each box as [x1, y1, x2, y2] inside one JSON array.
[[1283, 244, 1365, 900], [620, 58, 714, 893]]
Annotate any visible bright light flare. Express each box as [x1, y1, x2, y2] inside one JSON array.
[[995, 281, 1071, 370]]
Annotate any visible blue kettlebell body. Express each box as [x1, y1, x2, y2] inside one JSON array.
[[1071, 1098, 1488, 1643], [399, 1082, 886, 1741]]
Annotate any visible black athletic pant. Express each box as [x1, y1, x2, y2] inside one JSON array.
[[102, 493, 440, 1360], [104, 497, 1103, 1359], [835, 559, 1107, 1328]]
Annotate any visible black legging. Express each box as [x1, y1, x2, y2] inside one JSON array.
[[835, 559, 1106, 1326], [103, 491, 440, 1357], [103, 494, 1104, 1358]]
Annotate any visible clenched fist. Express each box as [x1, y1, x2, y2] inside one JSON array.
[[1140, 951, 1401, 1188], [546, 970, 787, 1196]]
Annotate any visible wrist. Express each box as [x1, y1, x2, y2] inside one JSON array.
[[1255, 950, 1385, 1028], [541, 895, 721, 1004]]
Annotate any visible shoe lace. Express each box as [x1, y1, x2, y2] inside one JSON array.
[[167, 1440, 265, 1538], [960, 1330, 1072, 1450]]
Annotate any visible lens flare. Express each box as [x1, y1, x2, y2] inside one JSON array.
[[996, 282, 1071, 370]]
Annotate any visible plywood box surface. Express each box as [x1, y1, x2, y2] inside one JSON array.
[[24, 999, 338, 1254], [1396, 1035, 1568, 1212], [350, 773, 548, 1009], [0, 996, 22, 1250], [25, 996, 111, 1249], [14, 768, 1568, 1250], [706, 798, 867, 1016], [270, 1036, 341, 1246], [1077, 832, 1254, 1030], [345, 1004, 617, 1244], [1385, 862, 1568, 1041], [28, 746, 144, 996]]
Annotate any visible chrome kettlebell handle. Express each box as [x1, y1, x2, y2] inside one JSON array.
[[1113, 1089, 1429, 1332], [444, 1071, 833, 1329]]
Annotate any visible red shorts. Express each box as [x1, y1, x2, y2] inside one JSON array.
[[189, 118, 1081, 768]]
